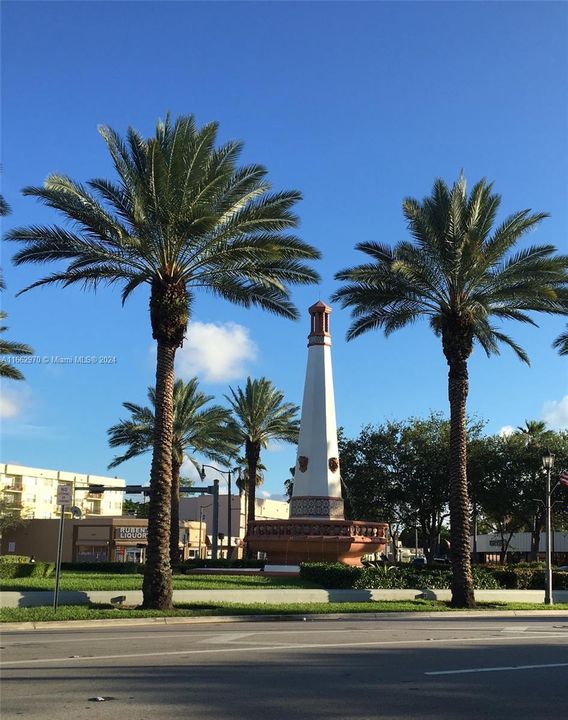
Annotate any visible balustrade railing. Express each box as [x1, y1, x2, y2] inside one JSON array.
[[248, 519, 387, 539]]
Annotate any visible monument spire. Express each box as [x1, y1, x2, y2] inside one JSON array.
[[290, 300, 344, 519]]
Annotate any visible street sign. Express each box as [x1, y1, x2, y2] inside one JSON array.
[[56, 484, 73, 506]]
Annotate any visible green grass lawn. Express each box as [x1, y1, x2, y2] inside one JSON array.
[[2, 600, 568, 624], [1, 572, 321, 592]]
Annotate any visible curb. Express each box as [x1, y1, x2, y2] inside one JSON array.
[[2, 609, 568, 632]]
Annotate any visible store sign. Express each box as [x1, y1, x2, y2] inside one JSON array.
[[115, 526, 148, 541]]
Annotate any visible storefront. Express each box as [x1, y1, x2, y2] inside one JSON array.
[[0, 517, 204, 563]]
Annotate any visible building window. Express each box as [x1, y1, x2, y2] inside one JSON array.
[[76, 545, 108, 562]]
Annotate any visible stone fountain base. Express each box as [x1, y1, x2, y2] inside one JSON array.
[[246, 518, 389, 566]]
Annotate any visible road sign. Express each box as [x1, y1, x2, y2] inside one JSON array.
[[56, 484, 73, 506]]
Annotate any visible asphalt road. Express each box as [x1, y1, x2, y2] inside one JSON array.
[[2, 615, 568, 719]]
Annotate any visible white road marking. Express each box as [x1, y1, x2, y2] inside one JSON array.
[[501, 626, 529, 632], [426, 662, 568, 676], [200, 632, 254, 644], [2, 632, 566, 667]]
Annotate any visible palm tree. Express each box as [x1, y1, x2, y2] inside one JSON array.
[[333, 174, 568, 608], [553, 326, 568, 355], [0, 314, 33, 379], [7, 115, 320, 608], [516, 420, 553, 445], [0, 194, 33, 378], [0, 194, 10, 217], [108, 377, 238, 565], [226, 377, 300, 534]]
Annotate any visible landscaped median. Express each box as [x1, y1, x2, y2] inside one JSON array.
[[2, 599, 568, 625], [2, 560, 568, 621]]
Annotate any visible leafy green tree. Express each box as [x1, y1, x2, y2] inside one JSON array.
[[8, 115, 319, 608], [226, 377, 300, 534], [470, 435, 526, 563], [0, 493, 27, 534], [469, 427, 568, 562], [122, 498, 150, 519], [108, 377, 237, 565], [333, 174, 568, 607], [340, 415, 483, 563]]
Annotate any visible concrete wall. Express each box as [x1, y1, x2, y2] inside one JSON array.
[[3, 588, 568, 608]]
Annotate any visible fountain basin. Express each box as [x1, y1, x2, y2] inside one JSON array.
[[246, 518, 389, 566]]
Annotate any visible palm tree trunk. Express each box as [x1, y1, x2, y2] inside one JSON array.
[[447, 354, 476, 608], [245, 440, 260, 559], [246, 441, 260, 526], [142, 341, 175, 609], [170, 455, 181, 567]]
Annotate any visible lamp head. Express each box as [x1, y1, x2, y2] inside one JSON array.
[[542, 449, 555, 471]]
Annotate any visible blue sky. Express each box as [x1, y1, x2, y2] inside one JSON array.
[[1, 0, 567, 497]]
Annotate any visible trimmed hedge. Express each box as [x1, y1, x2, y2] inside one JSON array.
[[60, 559, 265, 574], [61, 562, 144, 574], [0, 555, 32, 564], [299, 562, 568, 590], [299, 563, 361, 589], [0, 561, 55, 579], [176, 559, 265, 572]]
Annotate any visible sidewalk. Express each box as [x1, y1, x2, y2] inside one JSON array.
[[3, 608, 568, 632]]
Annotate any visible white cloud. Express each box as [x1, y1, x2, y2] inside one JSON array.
[[498, 425, 515, 437], [261, 490, 272, 498], [176, 321, 257, 383], [542, 395, 568, 430], [0, 385, 30, 419]]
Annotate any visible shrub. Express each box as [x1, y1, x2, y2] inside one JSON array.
[[176, 559, 265, 572], [301, 562, 506, 590], [61, 562, 144, 574], [0, 555, 32, 564], [0, 561, 55, 578], [299, 562, 361, 588]]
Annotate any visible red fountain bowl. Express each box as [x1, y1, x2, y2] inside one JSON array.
[[246, 518, 389, 566]]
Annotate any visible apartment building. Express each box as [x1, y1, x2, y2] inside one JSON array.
[[0, 464, 125, 519]]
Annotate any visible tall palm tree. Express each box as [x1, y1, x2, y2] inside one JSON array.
[[7, 115, 320, 608], [553, 326, 568, 355], [333, 174, 568, 608], [226, 377, 300, 532], [108, 377, 238, 565]]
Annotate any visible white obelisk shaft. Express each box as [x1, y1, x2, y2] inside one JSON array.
[[290, 301, 344, 520]]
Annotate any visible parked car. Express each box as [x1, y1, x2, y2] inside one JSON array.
[[410, 556, 427, 567], [433, 556, 450, 565], [558, 565, 568, 571]]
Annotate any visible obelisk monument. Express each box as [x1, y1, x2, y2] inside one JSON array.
[[245, 300, 387, 565], [290, 300, 344, 520]]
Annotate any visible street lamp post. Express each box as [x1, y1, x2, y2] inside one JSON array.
[[200, 464, 241, 560], [198, 504, 212, 559], [542, 449, 555, 606]]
